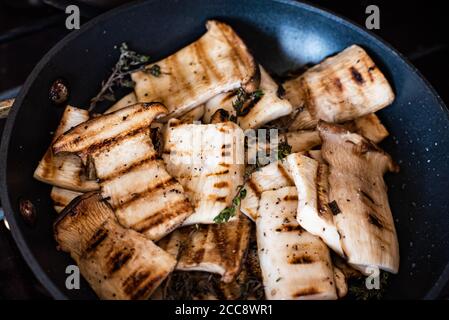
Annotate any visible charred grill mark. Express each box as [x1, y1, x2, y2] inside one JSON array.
[[115, 177, 177, 210], [122, 270, 163, 299], [84, 126, 150, 157], [210, 222, 236, 270], [360, 190, 378, 206], [206, 169, 229, 177], [132, 198, 192, 233], [55, 107, 151, 153], [368, 213, 383, 229], [108, 248, 134, 274], [292, 287, 320, 298], [283, 195, 298, 201], [328, 200, 341, 216], [130, 273, 165, 300], [316, 164, 329, 217], [350, 66, 365, 85], [221, 151, 231, 157], [277, 164, 294, 186], [216, 25, 243, 80], [208, 195, 227, 202], [194, 41, 221, 83], [367, 65, 377, 82], [214, 181, 229, 188], [247, 179, 261, 197], [333, 77, 343, 91], [85, 227, 108, 252], [173, 50, 194, 97], [219, 163, 231, 168], [289, 254, 314, 264], [100, 154, 157, 182], [275, 224, 304, 233], [168, 120, 182, 128], [192, 248, 206, 264]]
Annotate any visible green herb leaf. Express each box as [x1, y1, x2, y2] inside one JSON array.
[[232, 87, 264, 117], [277, 141, 292, 160], [147, 64, 162, 77], [250, 89, 264, 100], [214, 206, 236, 224]]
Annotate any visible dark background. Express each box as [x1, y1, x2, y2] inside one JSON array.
[[0, 0, 448, 299]]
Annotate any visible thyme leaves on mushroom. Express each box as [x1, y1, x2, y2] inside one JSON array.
[[232, 88, 264, 117], [213, 186, 247, 224], [276, 140, 292, 160]]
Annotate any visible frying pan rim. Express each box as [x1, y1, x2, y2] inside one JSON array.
[[1, 0, 448, 300]]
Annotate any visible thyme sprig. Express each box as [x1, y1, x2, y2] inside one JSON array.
[[276, 140, 292, 160], [89, 43, 150, 111], [213, 186, 247, 224], [232, 88, 264, 116]]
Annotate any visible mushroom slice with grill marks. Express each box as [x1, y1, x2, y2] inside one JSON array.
[[202, 65, 293, 129], [240, 160, 294, 221], [54, 192, 176, 300], [51, 186, 83, 213], [159, 210, 251, 283], [132, 20, 260, 120], [283, 45, 394, 127], [257, 186, 338, 300], [34, 105, 99, 192], [238, 66, 293, 130], [285, 153, 344, 257], [53, 103, 193, 241], [162, 119, 245, 225], [318, 121, 400, 273]]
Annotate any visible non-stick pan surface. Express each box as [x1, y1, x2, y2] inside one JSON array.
[[1, 0, 449, 299]]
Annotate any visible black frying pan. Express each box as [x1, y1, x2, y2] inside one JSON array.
[[1, 0, 449, 300]]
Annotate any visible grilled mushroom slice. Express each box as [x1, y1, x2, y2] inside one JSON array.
[[284, 45, 394, 126], [132, 20, 260, 119], [318, 121, 400, 274], [240, 160, 294, 221], [53, 103, 193, 241], [163, 119, 245, 225], [51, 186, 83, 213], [34, 105, 99, 192], [238, 66, 293, 129], [54, 192, 176, 300], [285, 153, 344, 256], [203, 65, 293, 129], [159, 211, 251, 283], [257, 186, 339, 300]]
